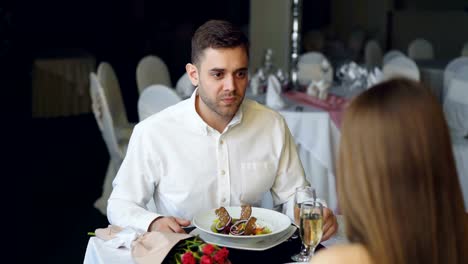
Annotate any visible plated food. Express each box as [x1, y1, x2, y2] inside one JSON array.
[[212, 205, 271, 236], [192, 206, 291, 242]]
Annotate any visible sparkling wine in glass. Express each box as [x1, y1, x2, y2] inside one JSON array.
[[291, 186, 314, 261], [298, 201, 324, 262]]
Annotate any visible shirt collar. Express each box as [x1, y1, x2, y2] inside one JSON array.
[[187, 88, 244, 135]]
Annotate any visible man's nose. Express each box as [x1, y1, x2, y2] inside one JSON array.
[[223, 75, 236, 91]]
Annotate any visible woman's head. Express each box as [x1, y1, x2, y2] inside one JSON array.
[[338, 78, 467, 263]]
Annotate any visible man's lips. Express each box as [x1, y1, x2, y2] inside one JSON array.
[[221, 97, 237, 104]]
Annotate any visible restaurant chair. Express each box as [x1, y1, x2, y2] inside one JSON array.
[[383, 50, 405, 65], [407, 38, 434, 60], [137, 84, 182, 121], [442, 66, 468, 210], [383, 56, 420, 81], [297, 51, 333, 86], [443, 65, 468, 139], [89, 73, 129, 215], [364, 39, 383, 69], [443, 57, 468, 102], [136, 55, 172, 94], [175, 72, 195, 99], [97, 62, 135, 140], [461, 42, 468, 57]]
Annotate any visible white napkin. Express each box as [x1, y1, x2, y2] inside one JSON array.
[[307, 79, 329, 100], [249, 74, 261, 95], [95, 225, 143, 249], [265, 74, 286, 110], [367, 67, 384, 89]]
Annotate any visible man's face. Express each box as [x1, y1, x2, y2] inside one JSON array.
[[187, 46, 249, 121]]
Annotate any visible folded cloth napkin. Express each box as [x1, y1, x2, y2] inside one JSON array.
[[95, 225, 143, 249], [265, 74, 286, 110], [367, 67, 384, 89], [94, 225, 191, 264], [307, 79, 329, 100], [249, 74, 261, 95]]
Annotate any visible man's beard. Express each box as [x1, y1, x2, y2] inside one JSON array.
[[197, 84, 243, 120]]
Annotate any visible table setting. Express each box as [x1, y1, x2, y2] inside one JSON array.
[[84, 203, 345, 264]]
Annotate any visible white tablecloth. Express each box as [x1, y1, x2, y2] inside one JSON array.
[[452, 138, 468, 211], [248, 88, 346, 213], [84, 237, 134, 264]]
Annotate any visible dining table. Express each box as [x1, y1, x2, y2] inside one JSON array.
[[84, 216, 348, 264]]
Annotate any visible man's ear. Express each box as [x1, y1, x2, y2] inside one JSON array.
[[185, 63, 199, 87]]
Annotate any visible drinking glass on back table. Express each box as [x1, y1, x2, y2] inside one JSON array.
[[291, 186, 314, 261]]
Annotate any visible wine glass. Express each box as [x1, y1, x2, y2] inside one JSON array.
[[291, 186, 314, 261], [298, 201, 324, 261]]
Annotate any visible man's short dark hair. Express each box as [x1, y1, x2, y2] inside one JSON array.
[[191, 20, 249, 65]]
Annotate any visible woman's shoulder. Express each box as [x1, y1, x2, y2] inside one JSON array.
[[310, 244, 372, 264]]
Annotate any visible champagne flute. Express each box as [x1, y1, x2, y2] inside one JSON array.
[[298, 201, 324, 261], [291, 186, 314, 261]]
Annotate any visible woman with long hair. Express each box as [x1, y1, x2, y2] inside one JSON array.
[[311, 78, 467, 264]]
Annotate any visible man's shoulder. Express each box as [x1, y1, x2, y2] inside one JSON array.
[[137, 99, 189, 130]]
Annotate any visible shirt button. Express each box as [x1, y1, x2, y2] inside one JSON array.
[[221, 198, 226, 203], [220, 170, 225, 175], [220, 140, 224, 145]]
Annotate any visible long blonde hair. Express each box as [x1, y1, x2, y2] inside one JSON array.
[[338, 78, 467, 264]]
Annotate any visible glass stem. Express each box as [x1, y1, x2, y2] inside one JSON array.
[[301, 244, 311, 257]]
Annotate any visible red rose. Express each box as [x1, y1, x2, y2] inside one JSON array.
[[213, 248, 229, 263], [181, 252, 196, 264], [202, 244, 216, 255], [200, 255, 214, 264]]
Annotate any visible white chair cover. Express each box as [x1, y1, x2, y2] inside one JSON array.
[[443, 66, 468, 138], [364, 40, 383, 68], [90, 73, 129, 215], [175, 72, 195, 99], [383, 50, 405, 65], [443, 57, 468, 102], [443, 66, 468, 211], [383, 56, 420, 81], [136, 55, 172, 94], [297, 52, 333, 86], [461, 42, 468, 57], [407, 38, 434, 60], [97, 62, 134, 140], [138, 85, 182, 121]]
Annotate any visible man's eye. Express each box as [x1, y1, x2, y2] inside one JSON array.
[[212, 72, 222, 78], [236, 71, 247, 78]]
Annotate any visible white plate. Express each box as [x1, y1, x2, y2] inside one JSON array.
[[192, 206, 291, 242], [190, 225, 296, 251]]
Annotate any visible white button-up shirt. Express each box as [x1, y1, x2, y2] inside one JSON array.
[[107, 91, 308, 232]]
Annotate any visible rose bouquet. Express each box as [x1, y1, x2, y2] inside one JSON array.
[[163, 235, 230, 264]]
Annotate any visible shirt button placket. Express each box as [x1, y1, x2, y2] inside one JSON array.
[[219, 136, 230, 206]]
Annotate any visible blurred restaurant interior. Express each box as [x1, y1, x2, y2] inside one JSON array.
[[7, 0, 466, 262]]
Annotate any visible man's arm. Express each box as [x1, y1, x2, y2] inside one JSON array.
[[107, 124, 163, 232]]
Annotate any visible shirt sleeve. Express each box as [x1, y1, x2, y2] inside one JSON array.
[[270, 117, 310, 220], [107, 124, 162, 232]]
